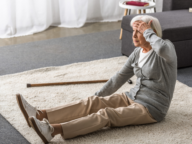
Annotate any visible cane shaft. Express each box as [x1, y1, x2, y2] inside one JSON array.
[[27, 80, 108, 87]]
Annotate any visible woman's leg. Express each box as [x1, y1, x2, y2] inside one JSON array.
[[35, 94, 157, 139], [45, 92, 130, 124], [60, 100, 157, 139]]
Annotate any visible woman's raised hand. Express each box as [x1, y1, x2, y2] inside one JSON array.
[[132, 20, 153, 34]]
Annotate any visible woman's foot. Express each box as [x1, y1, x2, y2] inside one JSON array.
[[29, 116, 54, 144], [16, 93, 44, 127]]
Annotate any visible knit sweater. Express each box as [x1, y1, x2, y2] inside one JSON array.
[[95, 28, 177, 122]]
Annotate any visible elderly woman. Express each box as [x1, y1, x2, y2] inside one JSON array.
[[16, 15, 177, 143]]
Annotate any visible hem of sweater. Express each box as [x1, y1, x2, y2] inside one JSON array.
[[124, 91, 165, 122]]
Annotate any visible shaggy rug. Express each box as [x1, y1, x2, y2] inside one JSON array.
[[0, 56, 192, 144]]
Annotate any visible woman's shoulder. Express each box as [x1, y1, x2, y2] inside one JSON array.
[[164, 39, 175, 48], [134, 47, 141, 53], [133, 47, 141, 56], [128, 47, 141, 61]]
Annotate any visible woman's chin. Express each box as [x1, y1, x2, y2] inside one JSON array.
[[134, 43, 140, 47]]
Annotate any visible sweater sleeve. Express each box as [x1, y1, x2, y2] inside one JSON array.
[[143, 28, 176, 64], [94, 51, 135, 97]]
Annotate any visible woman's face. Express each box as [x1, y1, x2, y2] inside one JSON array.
[[132, 25, 149, 47]]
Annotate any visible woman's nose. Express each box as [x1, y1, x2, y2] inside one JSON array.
[[133, 32, 137, 38]]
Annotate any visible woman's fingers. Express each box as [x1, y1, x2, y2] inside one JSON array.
[[133, 22, 139, 28], [133, 22, 140, 25], [132, 20, 153, 34], [132, 23, 137, 27], [148, 20, 153, 26], [133, 25, 138, 30]]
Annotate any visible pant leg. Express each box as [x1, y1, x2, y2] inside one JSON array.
[[61, 98, 157, 139], [46, 92, 130, 124]]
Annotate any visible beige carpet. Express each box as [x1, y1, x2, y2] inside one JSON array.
[[0, 56, 192, 144]]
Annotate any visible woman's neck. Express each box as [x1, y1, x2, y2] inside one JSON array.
[[141, 43, 152, 53], [142, 47, 152, 53]]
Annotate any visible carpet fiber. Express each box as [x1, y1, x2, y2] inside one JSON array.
[[0, 56, 192, 144]]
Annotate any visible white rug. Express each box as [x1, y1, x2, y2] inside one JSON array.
[[0, 56, 192, 144]]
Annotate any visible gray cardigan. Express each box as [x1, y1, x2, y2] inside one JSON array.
[[95, 28, 177, 122]]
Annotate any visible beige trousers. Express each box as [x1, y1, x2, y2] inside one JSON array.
[[46, 92, 157, 139]]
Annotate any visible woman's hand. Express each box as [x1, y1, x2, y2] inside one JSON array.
[[132, 20, 153, 34]]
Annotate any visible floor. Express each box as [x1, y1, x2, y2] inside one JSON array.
[[0, 22, 121, 47]]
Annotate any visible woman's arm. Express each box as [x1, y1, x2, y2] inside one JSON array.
[[95, 52, 135, 97], [143, 28, 177, 64]]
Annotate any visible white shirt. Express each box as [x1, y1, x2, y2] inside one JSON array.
[[138, 48, 153, 68]]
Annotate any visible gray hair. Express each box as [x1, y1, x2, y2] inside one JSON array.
[[130, 15, 162, 38]]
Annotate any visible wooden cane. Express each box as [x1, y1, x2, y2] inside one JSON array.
[[27, 79, 109, 88]]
